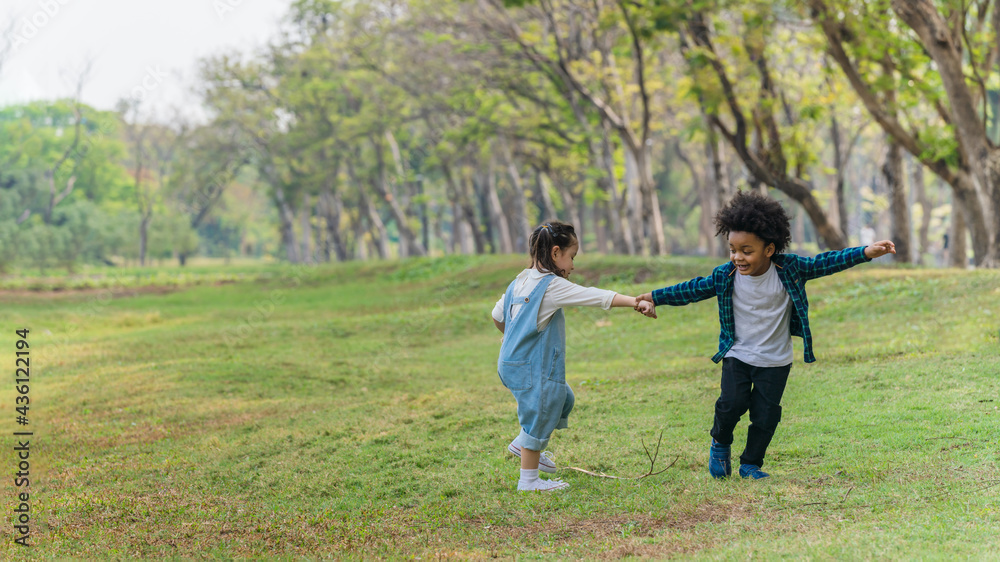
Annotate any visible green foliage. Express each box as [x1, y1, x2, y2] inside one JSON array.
[[148, 212, 200, 260], [0, 101, 133, 209], [0, 100, 216, 268], [0, 220, 21, 273], [5, 0, 977, 269]]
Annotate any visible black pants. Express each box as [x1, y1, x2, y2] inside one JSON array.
[[710, 357, 791, 468]]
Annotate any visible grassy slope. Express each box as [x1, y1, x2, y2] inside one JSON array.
[[1, 254, 998, 558]]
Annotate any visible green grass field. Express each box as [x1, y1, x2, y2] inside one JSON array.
[[1, 254, 998, 558]]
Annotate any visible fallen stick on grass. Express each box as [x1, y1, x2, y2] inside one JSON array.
[[563, 431, 679, 480]]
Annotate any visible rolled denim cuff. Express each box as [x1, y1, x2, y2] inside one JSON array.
[[514, 428, 548, 452]]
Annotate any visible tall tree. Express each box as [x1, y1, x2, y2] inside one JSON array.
[[809, 0, 1000, 266], [480, 0, 669, 254], [676, 7, 849, 249]]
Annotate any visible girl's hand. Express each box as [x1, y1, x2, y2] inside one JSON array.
[[865, 240, 896, 259], [635, 300, 657, 319]]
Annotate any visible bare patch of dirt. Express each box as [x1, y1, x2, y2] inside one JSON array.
[[461, 501, 751, 558], [0, 285, 182, 301], [661, 500, 750, 531], [47, 406, 279, 450]]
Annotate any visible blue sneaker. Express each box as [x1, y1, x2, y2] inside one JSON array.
[[709, 440, 731, 479], [739, 464, 770, 479]]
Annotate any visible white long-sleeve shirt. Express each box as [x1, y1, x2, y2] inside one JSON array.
[[491, 269, 617, 331], [724, 262, 793, 367]]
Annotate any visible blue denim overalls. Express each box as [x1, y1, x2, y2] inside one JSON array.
[[497, 273, 575, 451]]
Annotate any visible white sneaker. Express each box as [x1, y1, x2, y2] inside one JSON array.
[[507, 441, 557, 473], [517, 478, 570, 492]]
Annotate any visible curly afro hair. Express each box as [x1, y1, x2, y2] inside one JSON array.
[[714, 190, 792, 255]]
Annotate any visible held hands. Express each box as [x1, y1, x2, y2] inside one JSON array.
[[865, 240, 896, 259], [635, 300, 657, 319], [634, 293, 656, 319]]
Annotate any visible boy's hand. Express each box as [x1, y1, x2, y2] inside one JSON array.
[[635, 300, 657, 319], [635, 293, 653, 307], [865, 240, 896, 259]]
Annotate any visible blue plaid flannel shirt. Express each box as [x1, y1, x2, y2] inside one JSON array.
[[651, 246, 872, 364]]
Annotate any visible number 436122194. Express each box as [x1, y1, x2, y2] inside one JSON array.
[[16, 329, 29, 422]]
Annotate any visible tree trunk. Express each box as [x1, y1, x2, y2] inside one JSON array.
[[499, 139, 530, 252], [684, 12, 847, 251], [454, 201, 474, 255], [273, 185, 299, 264], [533, 167, 557, 221], [353, 209, 369, 261], [675, 141, 717, 256], [882, 138, 911, 263], [312, 203, 323, 264], [347, 157, 387, 260], [772, 177, 847, 250], [600, 120, 634, 254], [319, 190, 332, 263], [948, 198, 968, 268], [459, 172, 486, 254], [830, 115, 849, 241], [594, 200, 609, 253], [847, 0, 1000, 266], [300, 194, 313, 264], [698, 187, 714, 256], [473, 171, 496, 254], [623, 149, 645, 254], [442, 161, 486, 254], [987, 154, 1000, 265], [370, 143, 426, 258], [432, 201, 445, 256], [793, 207, 806, 253], [322, 188, 349, 262], [912, 160, 932, 265], [417, 176, 429, 254], [548, 172, 582, 238], [385, 131, 414, 222], [359, 189, 389, 260], [635, 149, 667, 255], [949, 174, 990, 263], [541, 61, 626, 253], [139, 213, 151, 266], [449, 201, 458, 255], [45, 174, 77, 225], [704, 118, 728, 257], [483, 0, 659, 251], [485, 156, 513, 253]]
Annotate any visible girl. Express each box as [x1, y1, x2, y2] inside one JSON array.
[[491, 221, 656, 492]]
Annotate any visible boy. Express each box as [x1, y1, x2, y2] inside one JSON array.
[[637, 190, 895, 479]]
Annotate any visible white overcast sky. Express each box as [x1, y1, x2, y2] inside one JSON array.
[[1, 0, 290, 121]]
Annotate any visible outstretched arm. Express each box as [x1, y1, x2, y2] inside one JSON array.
[[610, 294, 657, 318], [800, 242, 895, 280], [638, 274, 717, 307]]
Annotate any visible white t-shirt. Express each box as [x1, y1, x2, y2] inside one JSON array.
[[491, 269, 617, 331], [724, 262, 794, 367]]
